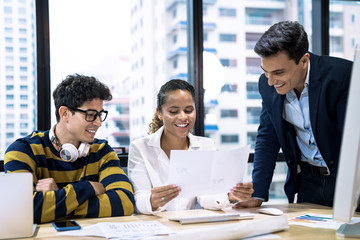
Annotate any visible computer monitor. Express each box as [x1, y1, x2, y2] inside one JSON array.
[[333, 46, 360, 237]]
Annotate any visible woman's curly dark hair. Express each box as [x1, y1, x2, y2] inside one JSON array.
[[53, 74, 112, 122], [148, 79, 195, 134]]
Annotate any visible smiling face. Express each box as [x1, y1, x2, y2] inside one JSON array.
[[261, 51, 309, 96], [157, 89, 196, 141], [60, 98, 104, 147]]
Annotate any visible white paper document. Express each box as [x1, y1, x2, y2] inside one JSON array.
[[288, 213, 360, 230], [59, 220, 174, 239], [168, 145, 250, 197]]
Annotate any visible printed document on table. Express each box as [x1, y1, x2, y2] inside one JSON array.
[[289, 213, 360, 230], [168, 145, 250, 197], [59, 220, 175, 239]]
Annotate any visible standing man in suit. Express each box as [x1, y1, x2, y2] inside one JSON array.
[[234, 21, 353, 208]]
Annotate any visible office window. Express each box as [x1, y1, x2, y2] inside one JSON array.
[[19, 18, 26, 24], [6, 66, 14, 71], [7, 114, 15, 120], [219, 33, 237, 42], [19, 28, 27, 34], [20, 57, 27, 62], [20, 104, 28, 108], [6, 75, 14, 81], [1, 0, 37, 160], [20, 122, 29, 128], [246, 82, 261, 99], [220, 58, 237, 67], [330, 36, 343, 53], [220, 109, 238, 118], [6, 56, 14, 62], [6, 133, 14, 139], [220, 84, 237, 93], [221, 134, 239, 144], [6, 47, 14, 53], [247, 107, 261, 124], [5, 27, 13, 33], [49, 0, 186, 146], [6, 123, 15, 128], [246, 57, 262, 75], [219, 8, 236, 17], [203, 31, 208, 41], [329, 1, 360, 60], [247, 132, 257, 149], [18, 7, 26, 14], [6, 94, 14, 100], [20, 95, 28, 100], [246, 33, 262, 50], [6, 85, 14, 90], [4, 17, 12, 23], [245, 8, 284, 25], [20, 85, 28, 90], [4, 6, 12, 13], [20, 66, 28, 72]]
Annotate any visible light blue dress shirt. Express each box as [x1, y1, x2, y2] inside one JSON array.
[[283, 62, 328, 168]]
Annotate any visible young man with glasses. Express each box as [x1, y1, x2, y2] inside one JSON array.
[[4, 74, 135, 223]]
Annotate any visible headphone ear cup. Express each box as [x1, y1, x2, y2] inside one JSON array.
[[60, 143, 79, 162], [78, 143, 90, 158]]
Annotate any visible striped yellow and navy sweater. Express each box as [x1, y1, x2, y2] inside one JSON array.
[[4, 130, 135, 224]]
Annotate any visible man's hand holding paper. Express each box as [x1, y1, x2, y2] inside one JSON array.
[[168, 145, 251, 198]]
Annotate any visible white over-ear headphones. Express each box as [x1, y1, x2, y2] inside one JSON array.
[[49, 125, 90, 162]]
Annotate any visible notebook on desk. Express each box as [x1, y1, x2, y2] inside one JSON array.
[[0, 172, 35, 239]]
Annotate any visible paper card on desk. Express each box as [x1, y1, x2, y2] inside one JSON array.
[[98, 221, 175, 239], [289, 213, 360, 230], [168, 145, 250, 197], [59, 221, 175, 239]]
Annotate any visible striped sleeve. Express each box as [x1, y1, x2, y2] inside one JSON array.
[[73, 143, 135, 218], [4, 138, 96, 223]]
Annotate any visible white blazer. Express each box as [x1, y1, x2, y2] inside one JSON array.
[[128, 126, 231, 214]]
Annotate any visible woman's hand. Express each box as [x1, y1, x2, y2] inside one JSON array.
[[228, 182, 254, 203], [150, 184, 181, 211]]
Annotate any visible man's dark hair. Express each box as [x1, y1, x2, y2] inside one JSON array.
[[254, 21, 309, 64], [53, 74, 112, 122]]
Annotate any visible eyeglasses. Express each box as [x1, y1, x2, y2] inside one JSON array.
[[67, 107, 108, 122]]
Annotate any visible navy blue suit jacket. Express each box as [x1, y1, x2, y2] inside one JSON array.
[[252, 52, 353, 202]]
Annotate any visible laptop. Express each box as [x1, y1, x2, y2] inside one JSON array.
[[0, 172, 35, 239]]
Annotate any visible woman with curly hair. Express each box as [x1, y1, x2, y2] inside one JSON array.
[[128, 79, 253, 214]]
